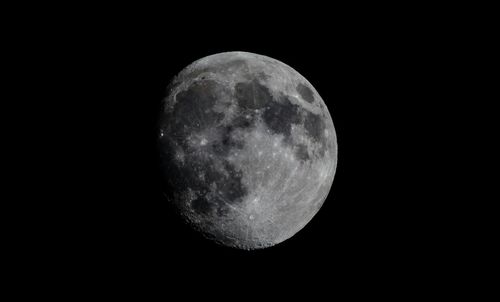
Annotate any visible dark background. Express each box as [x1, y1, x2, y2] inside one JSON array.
[[35, 5, 467, 290], [3, 1, 489, 297]]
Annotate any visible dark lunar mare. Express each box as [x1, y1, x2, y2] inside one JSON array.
[[169, 80, 223, 140], [259, 91, 327, 158], [211, 124, 245, 157], [303, 111, 327, 157], [262, 94, 302, 139], [303, 111, 326, 142], [234, 79, 273, 110], [159, 79, 249, 224]]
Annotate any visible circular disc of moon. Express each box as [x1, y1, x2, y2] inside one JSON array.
[[158, 51, 337, 249]]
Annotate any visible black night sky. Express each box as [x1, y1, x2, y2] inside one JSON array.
[[91, 31, 425, 269], [44, 5, 461, 292]]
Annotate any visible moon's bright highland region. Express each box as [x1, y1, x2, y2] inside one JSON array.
[[158, 51, 337, 249]]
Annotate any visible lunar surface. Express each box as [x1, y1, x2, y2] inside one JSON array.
[[158, 51, 337, 249]]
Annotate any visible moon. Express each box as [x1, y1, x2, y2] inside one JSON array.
[[158, 51, 337, 249]]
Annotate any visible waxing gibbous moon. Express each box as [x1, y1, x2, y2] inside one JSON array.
[[158, 51, 337, 249]]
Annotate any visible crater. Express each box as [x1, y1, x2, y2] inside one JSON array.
[[296, 83, 315, 103]]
